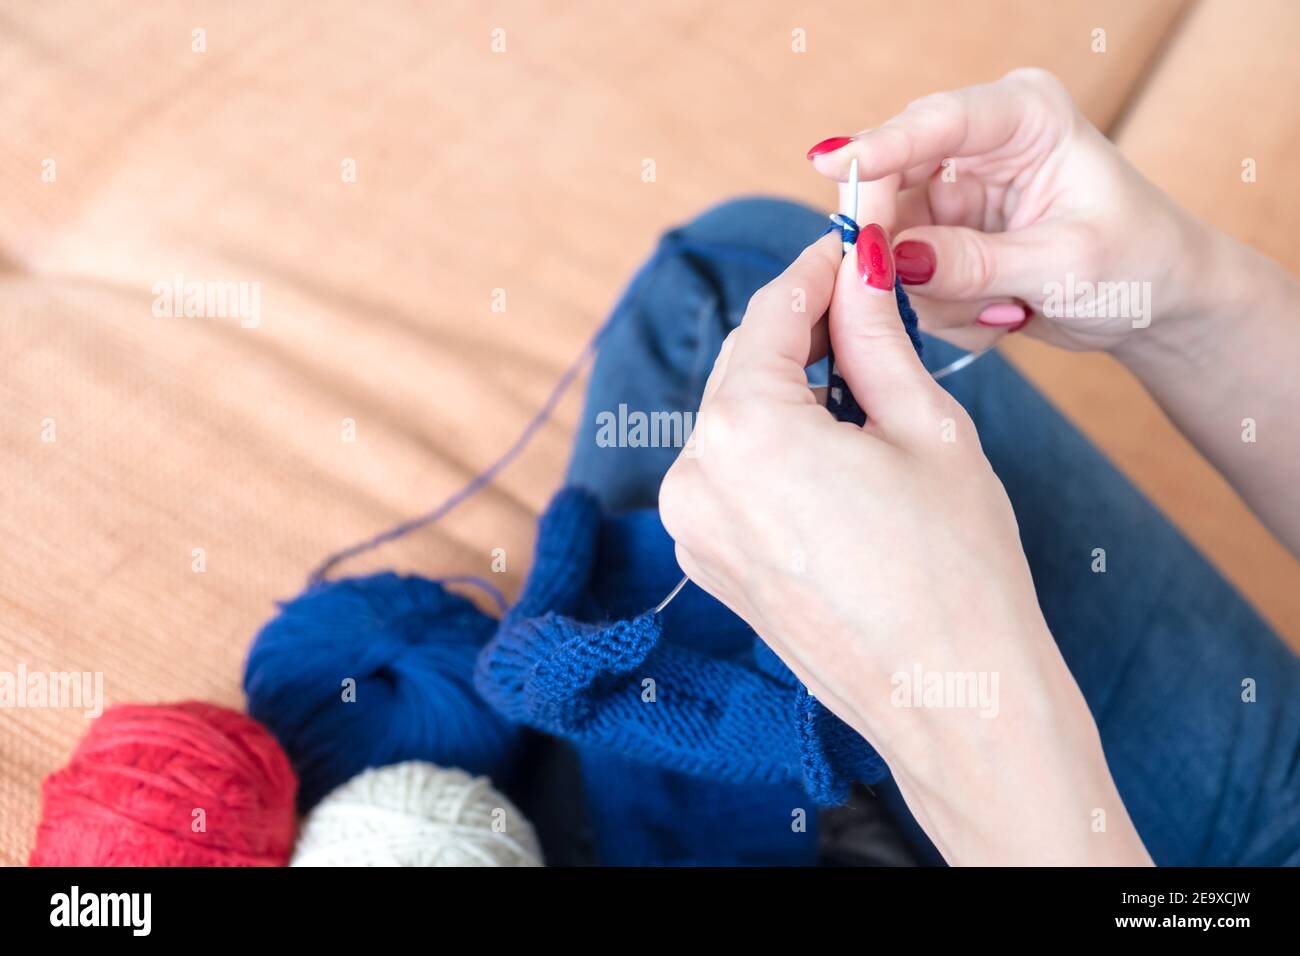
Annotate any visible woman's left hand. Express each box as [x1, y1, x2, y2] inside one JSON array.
[[659, 228, 1150, 865]]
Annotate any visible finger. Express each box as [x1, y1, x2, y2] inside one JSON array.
[[892, 223, 1055, 302], [700, 291, 833, 417], [706, 312, 832, 407], [840, 172, 902, 232], [920, 323, 1007, 355], [827, 223, 935, 428], [698, 327, 740, 408], [807, 314, 829, 365], [891, 165, 993, 219], [907, 292, 986, 331], [729, 231, 842, 379], [925, 172, 992, 230], [905, 292, 1030, 332], [905, 290, 1033, 355], [807, 72, 1040, 183], [898, 160, 948, 190], [894, 184, 935, 234]]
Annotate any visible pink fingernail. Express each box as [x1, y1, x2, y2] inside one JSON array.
[[976, 303, 1028, 328]]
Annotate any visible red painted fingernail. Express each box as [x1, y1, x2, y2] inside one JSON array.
[[856, 223, 894, 292], [894, 240, 936, 285], [806, 136, 854, 160], [976, 303, 1028, 328]]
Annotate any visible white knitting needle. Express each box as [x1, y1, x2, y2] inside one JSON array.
[[656, 161, 866, 615], [653, 574, 689, 614], [843, 157, 859, 254], [841, 155, 993, 382]]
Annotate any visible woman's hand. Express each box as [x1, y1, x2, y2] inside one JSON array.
[[659, 230, 1151, 865], [806, 68, 1214, 356], [810, 66, 1300, 559]]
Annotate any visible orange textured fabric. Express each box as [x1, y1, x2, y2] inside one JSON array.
[[0, 0, 1212, 865]]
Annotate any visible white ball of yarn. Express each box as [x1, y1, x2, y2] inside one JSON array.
[[291, 761, 543, 867]]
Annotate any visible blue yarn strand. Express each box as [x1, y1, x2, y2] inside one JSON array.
[[828, 213, 859, 246], [306, 230, 798, 585], [253, 210, 922, 827], [307, 215, 899, 584], [308, 319, 612, 585], [262, 224, 848, 819]]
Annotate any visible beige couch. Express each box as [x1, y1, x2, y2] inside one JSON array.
[[2, 0, 1297, 865]]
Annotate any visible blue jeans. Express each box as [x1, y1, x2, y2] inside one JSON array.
[[566, 197, 1300, 865]]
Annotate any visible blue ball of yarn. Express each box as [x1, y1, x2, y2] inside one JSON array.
[[244, 572, 517, 810]]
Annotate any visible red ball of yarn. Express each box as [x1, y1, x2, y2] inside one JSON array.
[[30, 701, 297, 866]]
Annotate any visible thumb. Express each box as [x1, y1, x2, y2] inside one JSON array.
[[828, 223, 934, 427], [893, 223, 1051, 302]]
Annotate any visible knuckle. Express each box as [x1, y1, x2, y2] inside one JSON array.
[[658, 467, 693, 541], [947, 410, 983, 452], [700, 391, 776, 467], [903, 387, 977, 446], [907, 90, 961, 120], [842, 313, 912, 349], [960, 233, 998, 296], [1005, 67, 1075, 118], [952, 406, 980, 443], [694, 397, 743, 461], [745, 282, 781, 316], [1059, 221, 1105, 277], [1004, 66, 1063, 93], [923, 389, 962, 426], [673, 542, 699, 580], [877, 124, 916, 165], [718, 327, 741, 357]]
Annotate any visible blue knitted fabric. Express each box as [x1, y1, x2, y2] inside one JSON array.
[[476, 272, 922, 819], [474, 488, 889, 807], [471, 210, 925, 864]]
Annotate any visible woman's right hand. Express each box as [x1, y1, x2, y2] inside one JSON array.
[[806, 68, 1214, 357]]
